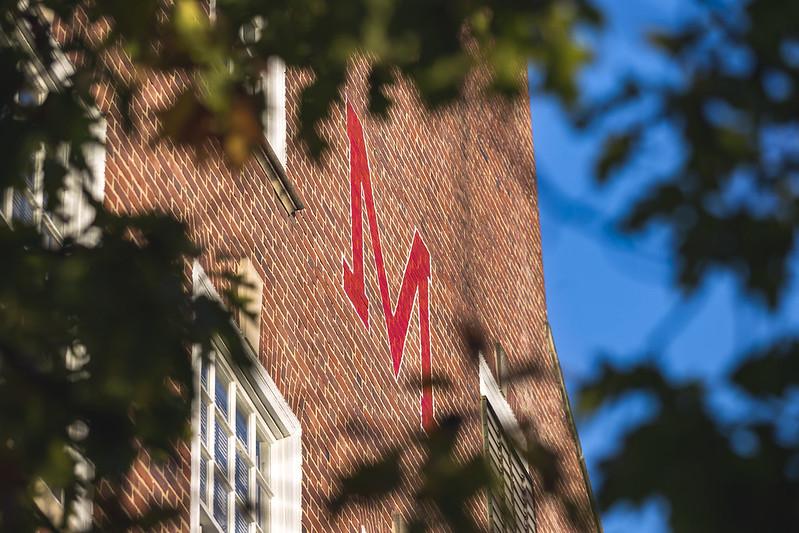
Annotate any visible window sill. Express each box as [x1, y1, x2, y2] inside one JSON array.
[[199, 505, 224, 533], [255, 141, 304, 216]]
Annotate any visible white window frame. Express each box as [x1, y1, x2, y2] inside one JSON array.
[[479, 355, 526, 452], [195, 345, 277, 532], [6, 118, 106, 245], [2, 13, 106, 244], [8, 14, 104, 527], [479, 355, 536, 533], [209, 4, 300, 215], [261, 57, 287, 169], [192, 262, 302, 533], [62, 116, 106, 242], [210, 2, 287, 169]]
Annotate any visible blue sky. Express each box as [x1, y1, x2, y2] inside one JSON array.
[[531, 0, 799, 531]]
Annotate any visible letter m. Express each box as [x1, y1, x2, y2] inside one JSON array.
[[342, 103, 434, 432]]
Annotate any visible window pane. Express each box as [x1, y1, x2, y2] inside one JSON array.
[[215, 418, 228, 471], [215, 375, 229, 417], [200, 455, 208, 503], [256, 436, 269, 485], [235, 505, 249, 533], [256, 481, 268, 527], [200, 401, 208, 441], [235, 453, 248, 501], [235, 401, 248, 446], [201, 358, 209, 389], [212, 469, 228, 529], [12, 189, 34, 225], [18, 87, 41, 106]]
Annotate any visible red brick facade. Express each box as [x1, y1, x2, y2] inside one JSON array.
[[97, 51, 596, 532]]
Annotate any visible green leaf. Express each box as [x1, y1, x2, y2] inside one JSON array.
[[732, 338, 799, 398], [328, 450, 402, 515], [596, 132, 636, 183]]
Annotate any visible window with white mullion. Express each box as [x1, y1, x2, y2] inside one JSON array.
[[4, 145, 73, 248], [247, 411, 258, 533], [208, 360, 226, 530], [0, 189, 11, 224], [193, 333, 299, 533], [234, 388, 255, 533], [479, 355, 537, 533], [4, 146, 44, 229], [226, 379, 239, 533]]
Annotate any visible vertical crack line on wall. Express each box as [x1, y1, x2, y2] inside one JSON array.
[[456, 113, 479, 311]]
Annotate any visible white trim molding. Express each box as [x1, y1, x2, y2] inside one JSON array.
[[263, 57, 287, 168], [191, 261, 302, 532], [479, 354, 537, 532], [479, 354, 527, 454]]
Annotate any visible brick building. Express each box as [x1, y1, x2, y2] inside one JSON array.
[[8, 8, 598, 531]]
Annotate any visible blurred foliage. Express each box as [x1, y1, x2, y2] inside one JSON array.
[[16, 0, 600, 161], [578, 358, 799, 532], [0, 210, 250, 529], [574, 0, 799, 531], [330, 393, 590, 533], [4, 0, 798, 531], [0, 0, 599, 530], [329, 321, 596, 532], [580, 0, 799, 309], [330, 415, 497, 533]]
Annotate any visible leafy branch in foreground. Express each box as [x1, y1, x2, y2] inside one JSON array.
[[0, 206, 249, 530], [42, 0, 598, 160], [328, 323, 594, 532], [577, 352, 799, 532], [570, 2, 799, 530], [579, 0, 799, 308], [1, 0, 599, 529]]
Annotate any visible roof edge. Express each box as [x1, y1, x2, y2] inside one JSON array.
[[545, 321, 604, 533]]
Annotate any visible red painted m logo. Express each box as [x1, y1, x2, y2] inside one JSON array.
[[342, 103, 434, 432]]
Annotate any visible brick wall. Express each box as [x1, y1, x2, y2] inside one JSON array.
[[97, 50, 595, 532]]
